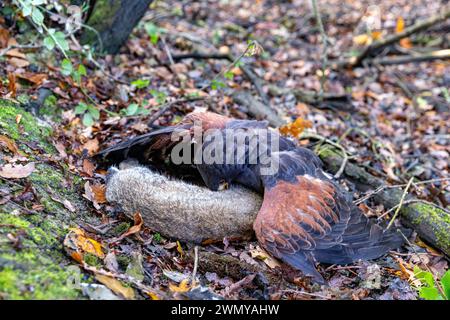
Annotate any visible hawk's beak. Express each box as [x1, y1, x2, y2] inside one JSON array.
[[218, 181, 229, 191]]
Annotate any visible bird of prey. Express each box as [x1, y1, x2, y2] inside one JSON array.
[[96, 111, 408, 284]]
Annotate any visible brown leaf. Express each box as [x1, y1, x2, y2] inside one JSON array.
[[0, 28, 9, 48], [0, 162, 35, 179], [6, 48, 26, 59], [9, 57, 30, 68], [16, 72, 47, 86], [82, 159, 95, 176], [95, 274, 135, 299], [0, 135, 20, 155], [81, 138, 99, 156], [113, 212, 143, 241]]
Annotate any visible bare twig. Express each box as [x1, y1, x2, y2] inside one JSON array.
[[0, 44, 41, 57], [310, 0, 329, 99], [191, 246, 199, 286], [387, 177, 414, 229]]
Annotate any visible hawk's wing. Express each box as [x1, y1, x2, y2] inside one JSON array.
[[254, 148, 406, 283]]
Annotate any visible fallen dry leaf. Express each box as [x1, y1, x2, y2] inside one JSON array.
[[16, 72, 47, 86], [9, 57, 30, 68], [279, 117, 313, 138], [250, 246, 281, 269], [7, 72, 16, 97], [0, 162, 35, 179], [65, 227, 106, 259], [169, 279, 192, 293], [0, 135, 20, 155], [114, 212, 143, 241], [82, 158, 95, 176], [81, 138, 99, 156], [95, 274, 135, 299]]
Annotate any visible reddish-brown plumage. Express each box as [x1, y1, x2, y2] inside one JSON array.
[[254, 176, 339, 255]]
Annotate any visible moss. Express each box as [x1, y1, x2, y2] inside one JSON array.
[[113, 222, 131, 235], [83, 253, 101, 267], [39, 95, 61, 119], [0, 99, 53, 152], [409, 203, 450, 253], [116, 254, 131, 270], [0, 214, 81, 299]]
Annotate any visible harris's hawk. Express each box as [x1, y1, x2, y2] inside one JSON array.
[[96, 111, 408, 283]]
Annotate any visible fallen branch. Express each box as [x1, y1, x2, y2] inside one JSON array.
[[232, 91, 285, 127], [337, 9, 450, 68], [268, 85, 353, 112], [372, 49, 450, 65], [317, 147, 450, 257]]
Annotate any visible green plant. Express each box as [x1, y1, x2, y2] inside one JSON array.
[[144, 22, 165, 45], [121, 103, 150, 117], [131, 79, 150, 89], [414, 266, 450, 300], [149, 89, 167, 105], [74, 102, 100, 127]]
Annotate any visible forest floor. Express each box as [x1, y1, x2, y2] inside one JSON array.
[[0, 0, 449, 299]]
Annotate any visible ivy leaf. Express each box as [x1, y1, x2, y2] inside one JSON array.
[[82, 113, 94, 127], [31, 7, 45, 26], [60, 59, 73, 76], [43, 36, 55, 50]]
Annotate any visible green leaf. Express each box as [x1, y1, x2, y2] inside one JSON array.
[[31, 7, 44, 26], [43, 36, 55, 50], [441, 270, 450, 299], [88, 107, 100, 120], [419, 287, 441, 300], [74, 103, 88, 114], [53, 31, 69, 52], [31, 0, 46, 5], [131, 79, 150, 89], [145, 23, 160, 44], [224, 70, 234, 80], [82, 113, 94, 127], [60, 59, 73, 76], [126, 103, 139, 116], [78, 64, 87, 76], [414, 266, 435, 287], [22, 4, 33, 17], [211, 79, 226, 90]]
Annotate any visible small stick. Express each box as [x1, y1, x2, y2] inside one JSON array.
[[387, 178, 414, 229], [191, 246, 199, 286]]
